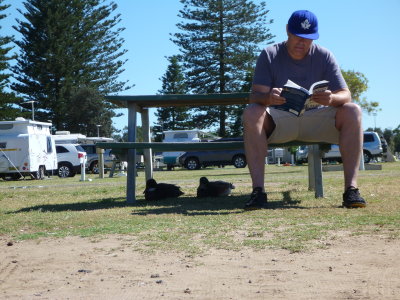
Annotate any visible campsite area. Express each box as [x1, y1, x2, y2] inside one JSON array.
[[1, 162, 399, 299]]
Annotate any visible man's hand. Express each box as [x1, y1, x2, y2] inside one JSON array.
[[311, 88, 351, 107], [269, 88, 286, 106], [250, 85, 286, 106], [311, 90, 333, 106]]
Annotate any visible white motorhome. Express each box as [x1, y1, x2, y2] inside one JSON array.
[[161, 130, 213, 170], [0, 118, 57, 180]]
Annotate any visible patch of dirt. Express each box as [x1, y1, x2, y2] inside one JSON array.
[[1, 235, 399, 299]]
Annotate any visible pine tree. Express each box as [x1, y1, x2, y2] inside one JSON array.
[[66, 86, 118, 137], [11, 0, 130, 133], [172, 0, 274, 136], [155, 55, 191, 134], [0, 0, 23, 120]]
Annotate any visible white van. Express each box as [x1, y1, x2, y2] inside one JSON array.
[[161, 130, 211, 170], [0, 118, 57, 180], [323, 131, 383, 163], [296, 131, 383, 164]]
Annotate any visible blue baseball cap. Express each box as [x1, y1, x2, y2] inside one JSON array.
[[288, 10, 319, 40]]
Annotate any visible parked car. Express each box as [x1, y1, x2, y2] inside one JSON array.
[[296, 131, 383, 164], [80, 144, 116, 174], [55, 144, 86, 178], [296, 145, 309, 164], [363, 131, 384, 160], [178, 137, 246, 170], [379, 135, 388, 153], [161, 130, 207, 170]]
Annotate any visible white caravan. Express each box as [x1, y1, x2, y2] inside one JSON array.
[[0, 118, 57, 180], [161, 130, 215, 170], [52, 131, 114, 144]]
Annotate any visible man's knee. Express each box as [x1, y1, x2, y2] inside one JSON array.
[[243, 103, 266, 124], [336, 103, 362, 129], [338, 103, 362, 117]]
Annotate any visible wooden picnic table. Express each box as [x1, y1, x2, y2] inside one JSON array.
[[97, 93, 325, 203]]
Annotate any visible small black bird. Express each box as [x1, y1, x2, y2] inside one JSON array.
[[196, 176, 235, 198], [143, 178, 184, 201]]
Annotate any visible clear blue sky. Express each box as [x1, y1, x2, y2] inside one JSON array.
[[2, 0, 399, 133]]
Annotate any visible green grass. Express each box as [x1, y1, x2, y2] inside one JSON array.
[[1, 162, 399, 254]]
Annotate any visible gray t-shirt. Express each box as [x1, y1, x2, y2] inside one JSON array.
[[253, 42, 347, 92]]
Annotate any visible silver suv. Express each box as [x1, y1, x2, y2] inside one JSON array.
[[296, 131, 383, 164], [80, 144, 116, 174], [178, 137, 246, 170], [56, 144, 86, 178]]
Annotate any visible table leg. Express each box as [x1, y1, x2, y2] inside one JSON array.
[[126, 103, 137, 204], [141, 109, 153, 181], [308, 144, 324, 198]]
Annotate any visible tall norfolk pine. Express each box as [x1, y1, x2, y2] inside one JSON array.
[[11, 0, 130, 135], [0, 0, 23, 120], [172, 0, 274, 136]]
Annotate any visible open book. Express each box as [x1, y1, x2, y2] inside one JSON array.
[[273, 79, 329, 116]]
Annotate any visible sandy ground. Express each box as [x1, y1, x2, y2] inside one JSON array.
[[1, 235, 399, 300]]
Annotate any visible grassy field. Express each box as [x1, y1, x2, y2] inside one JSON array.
[[1, 162, 399, 253]]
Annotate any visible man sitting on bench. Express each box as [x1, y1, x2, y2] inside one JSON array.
[[242, 10, 366, 210]]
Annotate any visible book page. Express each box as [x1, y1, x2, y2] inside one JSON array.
[[285, 80, 309, 94], [309, 80, 329, 94], [305, 80, 329, 110]]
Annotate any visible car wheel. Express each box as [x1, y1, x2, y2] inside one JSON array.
[[32, 165, 45, 180], [363, 151, 372, 163], [58, 163, 74, 178], [90, 161, 99, 174], [185, 157, 200, 170], [233, 155, 247, 168]]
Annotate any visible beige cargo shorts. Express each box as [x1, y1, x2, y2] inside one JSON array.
[[267, 106, 340, 144]]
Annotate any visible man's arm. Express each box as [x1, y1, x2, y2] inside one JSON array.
[[311, 88, 351, 107], [249, 84, 286, 106]]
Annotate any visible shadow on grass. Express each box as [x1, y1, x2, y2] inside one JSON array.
[[131, 190, 306, 215], [10, 190, 309, 215], [10, 197, 127, 213]]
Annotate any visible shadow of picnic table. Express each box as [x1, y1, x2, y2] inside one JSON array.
[[10, 190, 313, 215], [131, 190, 307, 216]]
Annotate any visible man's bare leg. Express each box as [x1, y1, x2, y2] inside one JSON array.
[[335, 103, 363, 190], [243, 104, 275, 191]]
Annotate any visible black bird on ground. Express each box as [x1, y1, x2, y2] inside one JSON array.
[[143, 178, 184, 201], [196, 176, 235, 198]]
